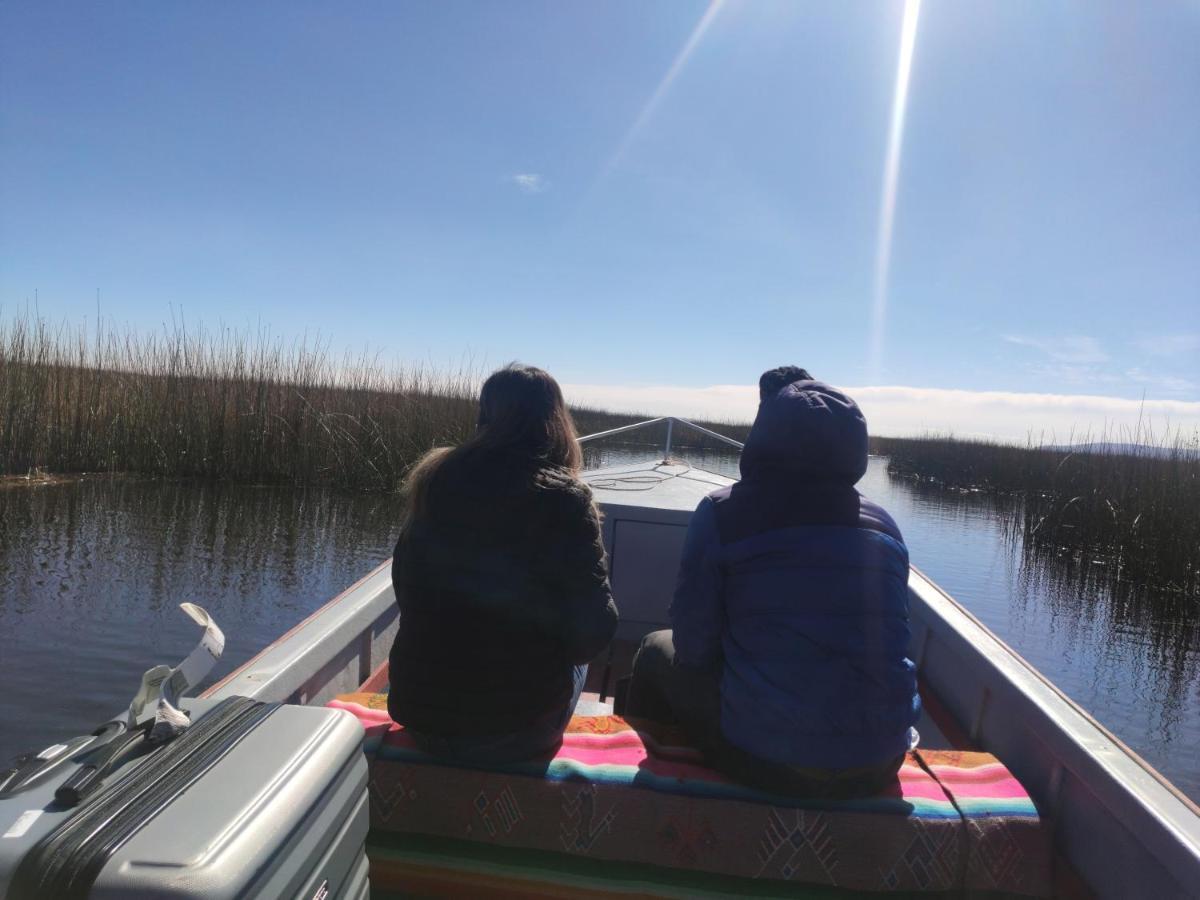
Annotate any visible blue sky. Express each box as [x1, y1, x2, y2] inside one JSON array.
[[2, 2, 1197, 436]]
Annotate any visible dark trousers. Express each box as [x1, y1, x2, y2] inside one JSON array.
[[625, 630, 902, 799], [410, 664, 588, 765]]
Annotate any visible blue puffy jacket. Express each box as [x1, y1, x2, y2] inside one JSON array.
[[669, 380, 920, 770]]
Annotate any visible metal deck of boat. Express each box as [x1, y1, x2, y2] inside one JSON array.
[[585, 460, 731, 511]]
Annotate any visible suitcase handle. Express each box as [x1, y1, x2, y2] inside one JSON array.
[[55, 723, 151, 807], [0, 722, 123, 800]]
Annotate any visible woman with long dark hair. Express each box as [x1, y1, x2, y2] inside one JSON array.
[[388, 364, 618, 762]]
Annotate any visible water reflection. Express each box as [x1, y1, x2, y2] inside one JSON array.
[[0, 478, 403, 765], [1, 450, 1197, 801], [1013, 558, 1200, 748]]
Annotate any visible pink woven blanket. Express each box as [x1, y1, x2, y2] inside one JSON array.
[[331, 693, 1051, 895]]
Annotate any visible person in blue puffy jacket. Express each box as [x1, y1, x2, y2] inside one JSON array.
[[624, 368, 920, 798]]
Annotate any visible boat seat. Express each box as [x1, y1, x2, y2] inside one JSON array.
[[576, 690, 958, 751], [331, 693, 1051, 897]]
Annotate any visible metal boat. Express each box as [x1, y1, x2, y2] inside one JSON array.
[[202, 417, 1200, 898]]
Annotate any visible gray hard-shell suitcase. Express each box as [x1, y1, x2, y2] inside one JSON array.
[[0, 697, 368, 899]]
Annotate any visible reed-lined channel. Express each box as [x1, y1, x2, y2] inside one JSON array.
[[1, 451, 1197, 803]]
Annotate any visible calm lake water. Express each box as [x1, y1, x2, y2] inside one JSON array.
[[2, 451, 1197, 802]]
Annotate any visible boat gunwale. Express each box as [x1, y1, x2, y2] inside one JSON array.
[[909, 565, 1199, 897], [202, 559, 395, 704], [911, 563, 1200, 818]]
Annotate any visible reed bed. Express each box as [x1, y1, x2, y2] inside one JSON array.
[[0, 313, 747, 491], [874, 434, 1200, 596], [0, 314, 481, 490], [8, 312, 1193, 592]]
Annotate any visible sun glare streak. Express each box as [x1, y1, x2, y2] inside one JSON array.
[[599, 0, 726, 180], [869, 0, 922, 382]]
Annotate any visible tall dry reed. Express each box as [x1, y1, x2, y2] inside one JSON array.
[[874, 434, 1200, 595], [0, 312, 748, 490], [1, 313, 479, 490]]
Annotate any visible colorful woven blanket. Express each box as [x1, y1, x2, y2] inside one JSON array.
[[331, 693, 1051, 897]]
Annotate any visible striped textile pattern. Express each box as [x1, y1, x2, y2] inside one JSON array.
[[330, 694, 1051, 897]]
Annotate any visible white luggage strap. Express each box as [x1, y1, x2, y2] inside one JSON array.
[[126, 603, 225, 743]]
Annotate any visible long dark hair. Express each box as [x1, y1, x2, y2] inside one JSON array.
[[400, 363, 582, 530]]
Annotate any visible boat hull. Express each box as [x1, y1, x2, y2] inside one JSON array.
[[205, 463, 1200, 897]]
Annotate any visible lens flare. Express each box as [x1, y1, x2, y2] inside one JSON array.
[[869, 0, 922, 382], [600, 0, 726, 180]]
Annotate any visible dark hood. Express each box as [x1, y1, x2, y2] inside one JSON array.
[[739, 380, 868, 485]]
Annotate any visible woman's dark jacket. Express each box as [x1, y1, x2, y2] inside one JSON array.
[[670, 381, 921, 769], [388, 447, 618, 738]]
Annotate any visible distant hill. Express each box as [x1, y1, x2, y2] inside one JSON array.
[[1038, 441, 1199, 459]]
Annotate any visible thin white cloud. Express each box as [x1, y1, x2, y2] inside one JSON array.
[[1002, 334, 1109, 364], [562, 381, 1200, 444], [1135, 333, 1200, 357], [1125, 367, 1197, 394], [508, 173, 547, 194], [1026, 362, 1120, 387]]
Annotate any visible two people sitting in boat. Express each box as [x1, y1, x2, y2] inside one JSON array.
[[387, 362, 920, 797], [624, 365, 921, 797]]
